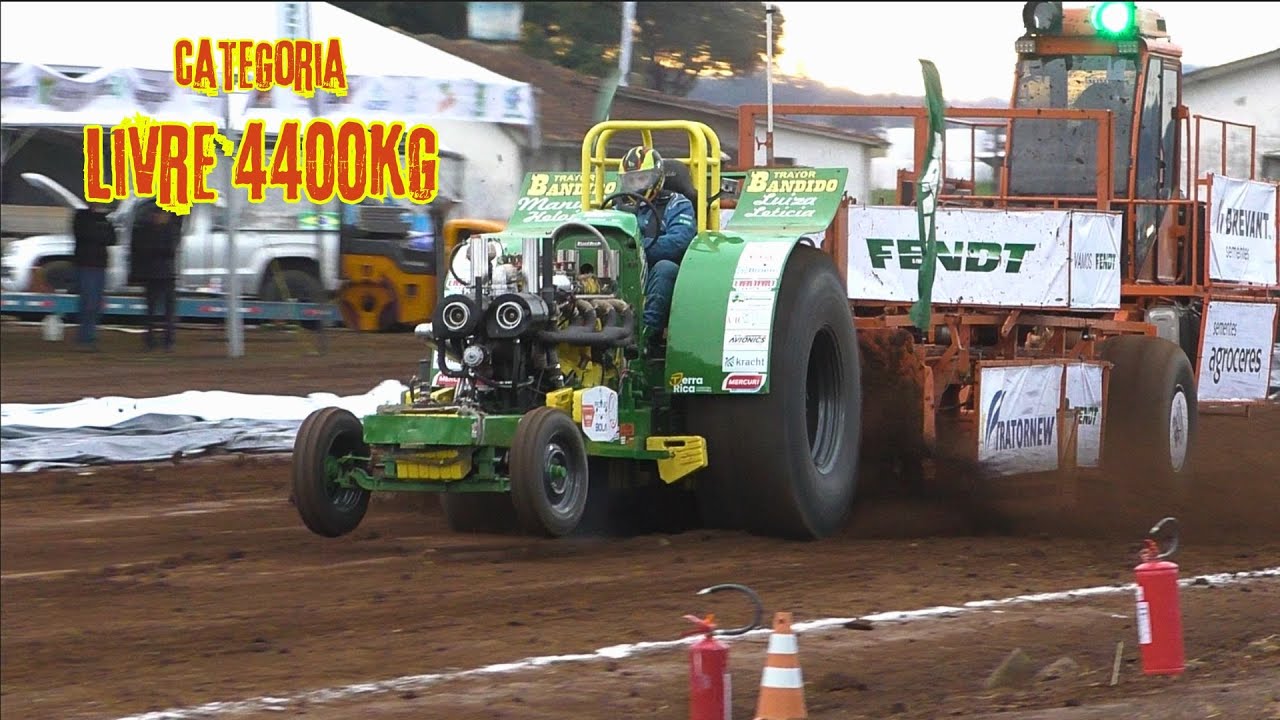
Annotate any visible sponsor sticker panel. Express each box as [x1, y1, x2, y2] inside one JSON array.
[[670, 372, 711, 395], [579, 385, 620, 442], [722, 373, 767, 392], [721, 242, 791, 380]]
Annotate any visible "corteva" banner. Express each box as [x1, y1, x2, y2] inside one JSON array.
[[1197, 300, 1279, 402], [1209, 175, 1279, 287], [846, 207, 1121, 309]]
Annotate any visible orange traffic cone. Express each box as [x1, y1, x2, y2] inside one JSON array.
[[754, 611, 807, 720]]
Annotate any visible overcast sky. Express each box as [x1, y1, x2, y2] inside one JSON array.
[[770, 1, 1279, 101]]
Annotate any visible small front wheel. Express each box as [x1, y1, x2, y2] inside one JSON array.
[[292, 407, 371, 537], [509, 407, 590, 537]]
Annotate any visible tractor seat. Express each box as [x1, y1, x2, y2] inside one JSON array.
[[663, 160, 703, 214]]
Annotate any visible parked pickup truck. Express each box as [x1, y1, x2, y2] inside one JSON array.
[[1, 173, 341, 303]]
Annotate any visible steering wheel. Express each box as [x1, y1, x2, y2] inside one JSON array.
[[600, 191, 660, 247]]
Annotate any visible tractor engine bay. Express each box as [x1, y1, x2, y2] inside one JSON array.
[[414, 228, 637, 413]]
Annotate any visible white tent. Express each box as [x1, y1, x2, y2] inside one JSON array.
[[0, 1, 538, 358], [0, 1, 536, 130], [1, 1, 535, 222]]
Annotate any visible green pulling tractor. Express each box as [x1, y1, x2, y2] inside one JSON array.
[[291, 120, 862, 541]]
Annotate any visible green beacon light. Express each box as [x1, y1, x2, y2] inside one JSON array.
[[1092, 1, 1136, 37]]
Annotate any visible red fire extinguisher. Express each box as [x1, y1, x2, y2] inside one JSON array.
[[683, 583, 764, 720], [1134, 517, 1184, 676]]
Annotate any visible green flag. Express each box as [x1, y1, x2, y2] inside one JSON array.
[[909, 59, 946, 332], [592, 67, 623, 124]]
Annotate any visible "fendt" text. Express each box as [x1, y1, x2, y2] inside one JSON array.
[[866, 238, 1037, 273]]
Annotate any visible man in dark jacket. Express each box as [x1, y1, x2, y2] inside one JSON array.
[[71, 202, 117, 351], [129, 201, 183, 352]]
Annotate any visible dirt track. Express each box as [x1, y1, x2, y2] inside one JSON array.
[[2, 323, 1279, 720]]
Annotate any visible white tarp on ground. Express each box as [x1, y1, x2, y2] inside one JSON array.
[[0, 380, 406, 473], [0, 1, 535, 129]]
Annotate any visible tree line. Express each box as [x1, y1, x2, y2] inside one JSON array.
[[333, 1, 784, 96]]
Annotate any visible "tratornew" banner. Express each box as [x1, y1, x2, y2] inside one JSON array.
[[976, 361, 1105, 477]]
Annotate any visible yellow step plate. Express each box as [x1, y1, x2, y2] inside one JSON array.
[[644, 435, 708, 484], [545, 387, 574, 414]]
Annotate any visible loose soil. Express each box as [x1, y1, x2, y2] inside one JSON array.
[[2, 322, 1278, 720]]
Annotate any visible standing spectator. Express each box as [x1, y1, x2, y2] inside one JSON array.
[[129, 201, 183, 352], [71, 201, 117, 352]]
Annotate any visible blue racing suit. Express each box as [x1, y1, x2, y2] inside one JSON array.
[[636, 190, 696, 331]]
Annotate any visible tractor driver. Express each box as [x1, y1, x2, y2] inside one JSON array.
[[617, 145, 697, 345]]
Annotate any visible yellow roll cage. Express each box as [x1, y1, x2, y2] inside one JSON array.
[[579, 120, 723, 233]]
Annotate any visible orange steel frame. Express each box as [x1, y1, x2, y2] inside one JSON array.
[[733, 86, 1278, 444], [736, 99, 1277, 297]]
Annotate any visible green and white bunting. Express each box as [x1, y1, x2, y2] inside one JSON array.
[[908, 59, 946, 331]]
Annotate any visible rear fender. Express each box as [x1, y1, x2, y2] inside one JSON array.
[[664, 233, 801, 395], [662, 167, 850, 396]]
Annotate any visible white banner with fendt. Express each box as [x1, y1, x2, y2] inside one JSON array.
[[1068, 211, 1123, 310], [1197, 300, 1279, 402], [846, 207, 1121, 309], [1208, 175, 1279, 287], [978, 363, 1063, 476], [1064, 363, 1104, 469]]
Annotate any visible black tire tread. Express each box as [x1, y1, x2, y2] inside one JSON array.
[[1099, 334, 1197, 491], [292, 407, 371, 537], [508, 406, 589, 537], [688, 246, 862, 540]]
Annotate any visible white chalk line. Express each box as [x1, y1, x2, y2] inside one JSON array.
[[112, 567, 1280, 720]]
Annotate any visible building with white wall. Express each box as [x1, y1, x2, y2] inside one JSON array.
[[872, 126, 1001, 192], [1181, 48, 1280, 182]]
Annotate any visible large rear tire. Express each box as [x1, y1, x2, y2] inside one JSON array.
[[689, 246, 862, 540], [292, 407, 371, 537], [1099, 335, 1197, 498], [508, 407, 590, 537]]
